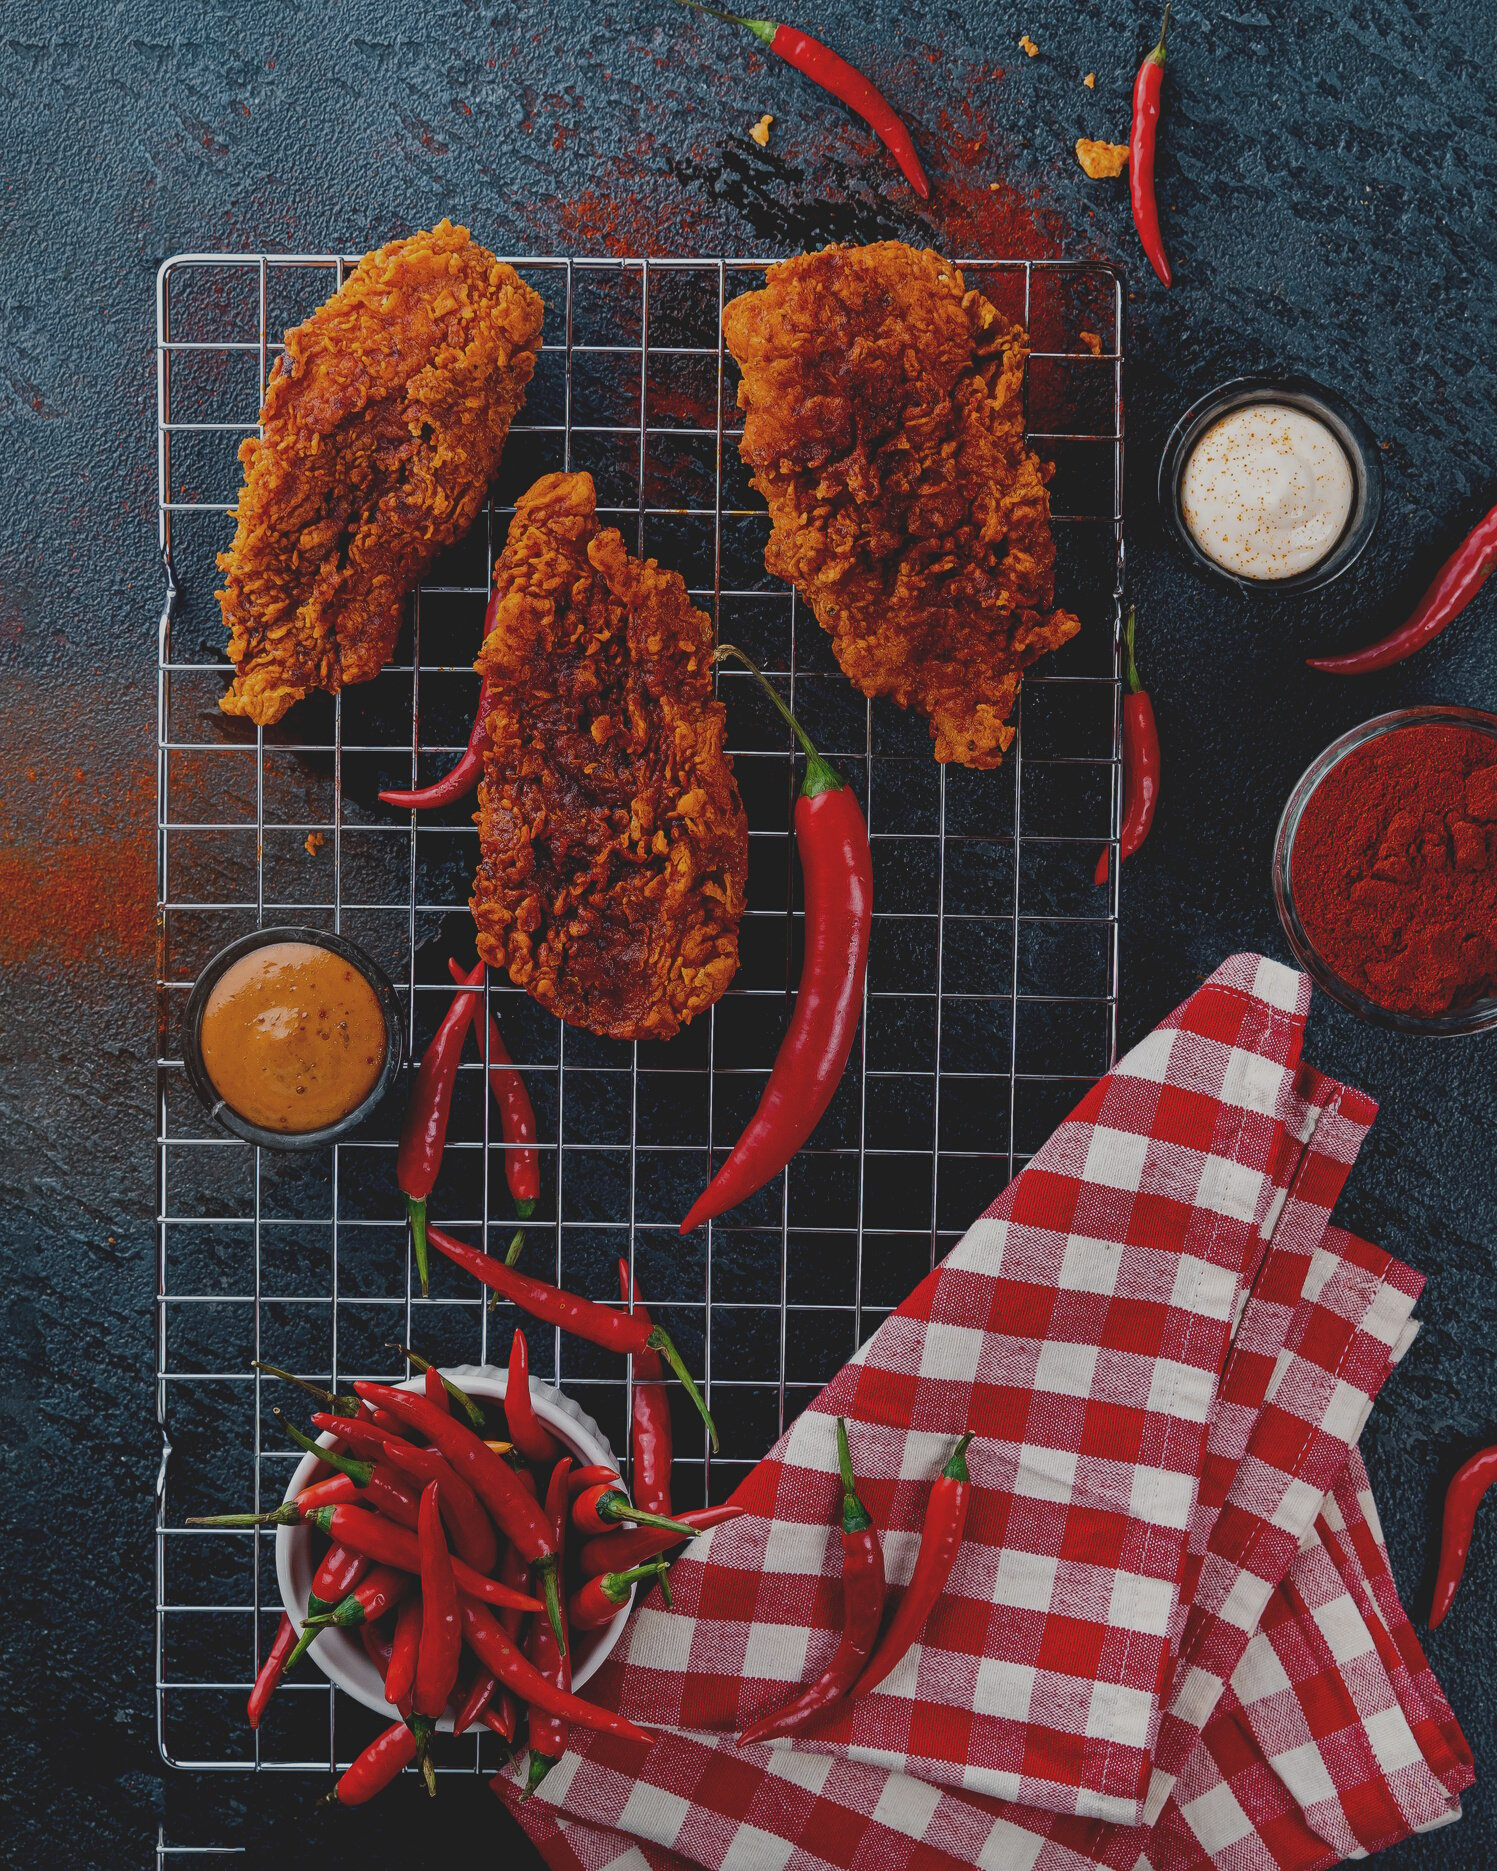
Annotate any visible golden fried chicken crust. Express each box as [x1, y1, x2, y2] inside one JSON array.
[[470, 473, 748, 1042], [722, 242, 1080, 768], [217, 221, 544, 725]]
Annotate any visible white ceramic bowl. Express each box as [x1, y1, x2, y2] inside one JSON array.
[[275, 1364, 629, 1726]]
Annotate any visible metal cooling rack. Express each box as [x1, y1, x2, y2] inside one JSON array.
[[155, 249, 1125, 1774]]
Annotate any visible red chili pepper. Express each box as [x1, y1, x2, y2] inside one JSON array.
[[619, 1261, 673, 1516], [570, 1483, 703, 1542], [525, 1457, 573, 1795], [353, 1380, 566, 1645], [460, 1598, 655, 1745], [737, 1418, 885, 1745], [305, 1412, 387, 1463], [1308, 500, 1497, 674], [681, 649, 871, 1236], [295, 1471, 361, 1512], [486, 1469, 538, 1744], [452, 1665, 499, 1737], [359, 1616, 394, 1676], [384, 1590, 423, 1718], [285, 1538, 372, 1669], [852, 1432, 974, 1696], [324, 1718, 421, 1806], [1095, 609, 1160, 885], [567, 1464, 622, 1499], [1430, 1445, 1497, 1628], [379, 632, 498, 809], [389, 1342, 488, 1433], [568, 1562, 672, 1633], [1129, 2, 1173, 287], [378, 1436, 500, 1576], [397, 962, 481, 1296], [415, 1482, 463, 1725], [247, 1614, 299, 1729], [306, 1563, 411, 1632], [446, 955, 540, 1263], [427, 1225, 718, 1449], [505, 1329, 561, 1467], [577, 1503, 747, 1579], [676, 2, 928, 198], [300, 1504, 544, 1616], [424, 1364, 449, 1414]]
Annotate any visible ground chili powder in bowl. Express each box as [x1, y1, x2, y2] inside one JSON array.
[[1273, 706, 1497, 1034]]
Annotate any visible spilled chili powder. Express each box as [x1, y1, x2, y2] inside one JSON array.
[[1291, 723, 1497, 1016]]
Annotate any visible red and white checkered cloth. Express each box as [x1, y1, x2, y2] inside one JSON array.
[[495, 955, 1471, 1870]]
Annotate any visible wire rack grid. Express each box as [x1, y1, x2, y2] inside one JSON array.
[[155, 248, 1125, 1774]]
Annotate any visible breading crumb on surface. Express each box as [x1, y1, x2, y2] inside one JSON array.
[[304, 831, 325, 856], [1079, 329, 1103, 357], [1083, 71, 1097, 87], [1019, 34, 1040, 56], [722, 243, 1079, 771], [750, 113, 773, 146], [1076, 137, 1130, 179], [217, 221, 544, 726], [470, 472, 748, 1042]]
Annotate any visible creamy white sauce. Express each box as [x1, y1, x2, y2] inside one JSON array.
[[1180, 403, 1354, 580]]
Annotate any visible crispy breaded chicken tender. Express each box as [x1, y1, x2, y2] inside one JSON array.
[[217, 222, 544, 725], [722, 242, 1080, 768], [470, 473, 748, 1043]]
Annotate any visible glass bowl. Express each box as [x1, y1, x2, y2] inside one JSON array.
[[182, 924, 405, 1148], [1158, 375, 1382, 595], [1272, 706, 1497, 1035]]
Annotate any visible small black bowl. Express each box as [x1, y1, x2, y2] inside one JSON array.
[[1158, 375, 1382, 596], [183, 925, 405, 1150]]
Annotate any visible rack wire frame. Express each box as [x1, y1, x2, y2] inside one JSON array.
[[155, 250, 1125, 1774]]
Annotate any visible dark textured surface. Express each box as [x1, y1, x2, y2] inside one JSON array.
[[3, 1, 1496, 1863]]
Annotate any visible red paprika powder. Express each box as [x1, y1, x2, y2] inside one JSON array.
[[1291, 722, 1497, 1017]]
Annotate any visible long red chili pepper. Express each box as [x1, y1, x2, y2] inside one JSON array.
[[578, 1503, 747, 1578], [415, 1483, 463, 1729], [620, 1261, 673, 1516], [1429, 1445, 1497, 1628], [682, 648, 872, 1235], [1129, 2, 1172, 287], [1096, 609, 1160, 885], [379, 619, 498, 808], [307, 1563, 411, 1632], [397, 961, 481, 1296], [353, 1380, 566, 1645], [359, 1615, 394, 1676], [459, 1599, 656, 1746], [568, 1562, 673, 1632], [285, 1540, 370, 1669], [505, 1329, 561, 1466], [486, 1467, 539, 1743], [852, 1432, 974, 1696], [299, 1504, 544, 1615], [247, 1613, 299, 1729], [378, 1436, 500, 1576], [306, 1412, 386, 1463], [1308, 500, 1497, 674], [428, 1225, 718, 1449], [571, 1483, 702, 1543], [525, 1457, 573, 1795], [323, 1718, 421, 1806], [447, 955, 540, 1263], [567, 1464, 622, 1498], [676, 1, 928, 198], [738, 1418, 885, 1745], [294, 1471, 361, 1513], [452, 1665, 499, 1737], [389, 1342, 487, 1432], [385, 1590, 423, 1718]]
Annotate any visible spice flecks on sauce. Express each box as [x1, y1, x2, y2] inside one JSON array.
[[1181, 403, 1354, 580], [200, 940, 386, 1131]]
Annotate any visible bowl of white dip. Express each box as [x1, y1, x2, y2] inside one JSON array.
[[1158, 376, 1381, 594]]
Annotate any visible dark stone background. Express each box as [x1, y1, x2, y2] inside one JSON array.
[[2, 0, 1494, 1863]]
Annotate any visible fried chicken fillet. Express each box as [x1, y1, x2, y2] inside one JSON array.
[[470, 473, 748, 1043], [217, 222, 544, 725], [722, 242, 1080, 769]]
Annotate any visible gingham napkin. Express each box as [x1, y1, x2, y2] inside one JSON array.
[[495, 955, 1472, 1869]]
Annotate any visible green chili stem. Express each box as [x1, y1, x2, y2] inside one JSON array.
[[714, 643, 844, 798]]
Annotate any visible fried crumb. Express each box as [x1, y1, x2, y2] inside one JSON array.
[[750, 113, 773, 147], [1078, 330, 1103, 357], [1076, 137, 1130, 179], [304, 831, 324, 856], [989, 181, 1001, 190], [1083, 71, 1097, 88], [1019, 33, 1040, 56]]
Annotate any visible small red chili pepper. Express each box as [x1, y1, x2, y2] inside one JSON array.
[[568, 1562, 673, 1632], [397, 961, 481, 1296], [570, 1483, 703, 1542], [305, 1412, 386, 1463], [566, 1464, 622, 1499], [578, 1503, 747, 1579], [737, 1418, 885, 1745], [525, 1457, 573, 1795], [379, 626, 498, 809], [459, 1597, 655, 1746], [1308, 500, 1497, 674], [415, 1482, 463, 1725], [389, 1343, 487, 1433], [247, 1613, 299, 1729], [619, 1261, 673, 1516], [378, 1436, 500, 1576], [428, 1226, 718, 1449], [1129, 2, 1173, 287], [852, 1432, 974, 1696], [306, 1563, 411, 1633], [682, 649, 872, 1237], [447, 955, 540, 1263], [322, 1718, 422, 1807], [359, 1615, 394, 1676], [285, 1539, 371, 1670], [424, 1364, 449, 1414], [1430, 1445, 1497, 1628], [353, 1381, 565, 1645], [487, 1468, 538, 1744], [675, 1, 928, 198], [505, 1329, 561, 1467], [452, 1665, 499, 1737], [1096, 609, 1160, 885], [299, 1504, 544, 1616], [384, 1590, 423, 1718], [295, 1471, 361, 1513]]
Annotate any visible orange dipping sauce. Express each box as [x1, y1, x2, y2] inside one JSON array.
[[199, 941, 387, 1133]]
